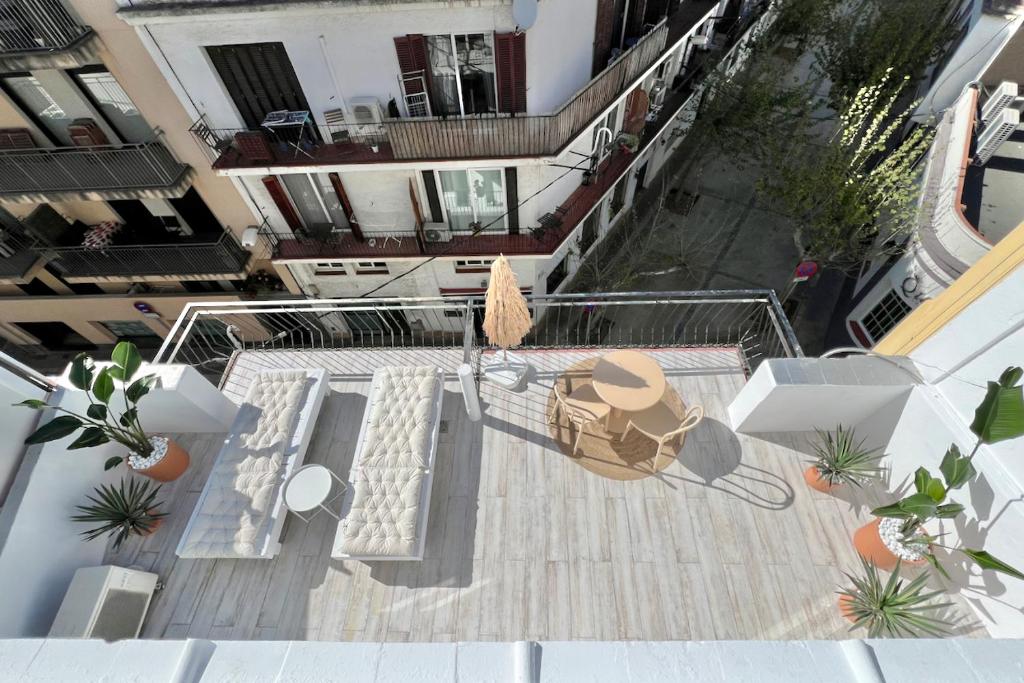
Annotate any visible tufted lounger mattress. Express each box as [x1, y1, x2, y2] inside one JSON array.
[[333, 365, 443, 560], [176, 368, 328, 559]]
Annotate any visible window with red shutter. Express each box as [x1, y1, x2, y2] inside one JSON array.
[[494, 32, 527, 114], [262, 175, 303, 232], [394, 34, 433, 116]]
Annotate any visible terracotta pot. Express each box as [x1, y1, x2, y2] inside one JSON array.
[[852, 518, 928, 571], [132, 437, 190, 482], [838, 593, 857, 622], [803, 466, 837, 493]]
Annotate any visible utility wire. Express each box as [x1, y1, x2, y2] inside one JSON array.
[[359, 155, 596, 297]]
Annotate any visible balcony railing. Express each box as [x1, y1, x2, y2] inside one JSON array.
[[0, 227, 42, 278], [0, 0, 92, 55], [154, 291, 802, 379], [46, 230, 250, 279], [0, 140, 190, 199], [195, 4, 716, 167]]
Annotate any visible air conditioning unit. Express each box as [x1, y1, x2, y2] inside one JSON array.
[[690, 35, 709, 49], [349, 97, 385, 126], [423, 222, 452, 243], [973, 108, 1019, 166], [981, 81, 1018, 124], [649, 80, 668, 108], [49, 565, 159, 640]]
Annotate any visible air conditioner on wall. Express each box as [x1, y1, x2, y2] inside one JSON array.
[[981, 81, 1018, 124], [423, 222, 453, 243], [649, 80, 668, 108], [973, 108, 1020, 166], [325, 97, 385, 142], [49, 565, 160, 640]]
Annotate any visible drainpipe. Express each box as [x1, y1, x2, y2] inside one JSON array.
[[319, 35, 351, 118]]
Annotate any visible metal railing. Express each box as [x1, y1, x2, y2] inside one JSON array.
[[0, 140, 189, 196], [0, 0, 91, 54], [46, 230, 250, 278], [154, 291, 802, 378], [0, 226, 42, 278]]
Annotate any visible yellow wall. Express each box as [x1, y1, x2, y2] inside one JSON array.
[[876, 221, 1024, 354]]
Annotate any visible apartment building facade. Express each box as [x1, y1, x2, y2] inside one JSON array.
[[116, 0, 752, 322], [0, 0, 276, 359], [847, 6, 1024, 348]]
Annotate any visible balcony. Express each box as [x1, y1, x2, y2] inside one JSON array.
[[0, 140, 193, 203], [195, 1, 719, 169], [0, 0, 99, 70], [0, 226, 42, 280], [46, 230, 251, 281]]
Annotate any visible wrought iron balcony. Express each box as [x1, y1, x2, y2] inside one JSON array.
[[45, 230, 251, 280], [0, 0, 98, 70], [0, 227, 42, 279], [0, 140, 192, 203]]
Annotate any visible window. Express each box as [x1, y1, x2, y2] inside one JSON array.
[[546, 254, 569, 294], [355, 261, 389, 274], [1, 74, 74, 145], [609, 176, 628, 217], [861, 290, 911, 343], [438, 169, 506, 232], [579, 211, 599, 255], [71, 68, 152, 143], [100, 321, 161, 348], [426, 33, 497, 116], [455, 259, 494, 273], [206, 42, 313, 129], [315, 262, 347, 275]]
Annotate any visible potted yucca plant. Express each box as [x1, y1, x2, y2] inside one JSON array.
[[804, 424, 885, 492], [854, 367, 1024, 579], [15, 341, 190, 481], [838, 557, 951, 637], [72, 477, 167, 550]]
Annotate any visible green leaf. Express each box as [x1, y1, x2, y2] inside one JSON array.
[[970, 367, 1024, 445], [872, 502, 912, 519], [935, 503, 964, 519], [119, 407, 138, 428], [924, 552, 951, 581], [24, 415, 82, 444], [914, 467, 930, 494], [111, 342, 142, 384], [107, 366, 125, 381], [86, 404, 107, 420], [939, 445, 976, 490], [961, 548, 1024, 581], [15, 399, 48, 409], [897, 493, 938, 521], [68, 353, 94, 391], [125, 375, 157, 404], [92, 367, 114, 404], [67, 427, 109, 450], [104, 456, 124, 471], [925, 478, 946, 503]]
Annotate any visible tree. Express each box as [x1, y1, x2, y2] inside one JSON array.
[[761, 70, 935, 272], [814, 0, 959, 106]]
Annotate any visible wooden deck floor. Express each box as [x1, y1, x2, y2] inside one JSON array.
[[107, 348, 984, 641]]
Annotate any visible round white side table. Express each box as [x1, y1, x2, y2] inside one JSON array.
[[283, 464, 347, 522]]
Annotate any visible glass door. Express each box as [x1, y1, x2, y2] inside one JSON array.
[[438, 169, 506, 232]]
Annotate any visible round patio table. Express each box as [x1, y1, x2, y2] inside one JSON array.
[[590, 350, 667, 433]]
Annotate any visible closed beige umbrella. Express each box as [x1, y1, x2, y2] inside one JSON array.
[[482, 254, 532, 387]]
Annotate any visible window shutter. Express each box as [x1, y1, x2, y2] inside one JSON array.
[[394, 35, 433, 101], [207, 43, 313, 130], [495, 32, 527, 114], [420, 170, 443, 223], [328, 172, 362, 242], [504, 167, 519, 235], [262, 175, 303, 232]]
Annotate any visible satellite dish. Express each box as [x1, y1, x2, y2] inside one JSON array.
[[512, 0, 538, 30]]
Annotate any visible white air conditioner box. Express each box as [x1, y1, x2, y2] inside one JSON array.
[[240, 226, 260, 247], [348, 97, 385, 125], [423, 222, 453, 243], [49, 565, 159, 640]]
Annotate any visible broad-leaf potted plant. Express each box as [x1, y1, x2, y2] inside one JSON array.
[[804, 424, 885, 493], [72, 477, 167, 550], [16, 341, 190, 481], [838, 557, 951, 637], [853, 367, 1024, 580]]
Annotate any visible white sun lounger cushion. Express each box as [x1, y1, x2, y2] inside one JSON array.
[[176, 369, 326, 559], [358, 365, 439, 470], [339, 467, 425, 557]]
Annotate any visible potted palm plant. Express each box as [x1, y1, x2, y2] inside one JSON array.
[[72, 477, 167, 550], [853, 367, 1024, 580], [838, 557, 951, 637], [804, 425, 885, 493], [16, 341, 190, 481]]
